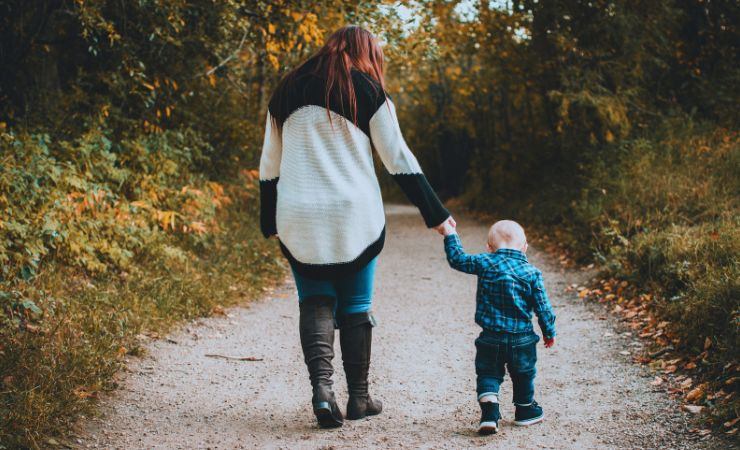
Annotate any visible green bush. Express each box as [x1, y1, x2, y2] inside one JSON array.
[[0, 126, 285, 447], [627, 220, 739, 356], [553, 120, 739, 425], [0, 126, 221, 281], [0, 203, 283, 448]]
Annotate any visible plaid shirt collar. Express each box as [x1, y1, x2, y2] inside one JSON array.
[[494, 248, 528, 262]]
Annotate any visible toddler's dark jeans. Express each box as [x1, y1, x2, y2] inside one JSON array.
[[475, 329, 539, 405]]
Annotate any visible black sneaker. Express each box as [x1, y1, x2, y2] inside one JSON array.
[[514, 401, 544, 426], [478, 401, 501, 435]]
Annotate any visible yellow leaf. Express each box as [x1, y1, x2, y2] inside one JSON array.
[[268, 54, 279, 70], [268, 23, 276, 34]]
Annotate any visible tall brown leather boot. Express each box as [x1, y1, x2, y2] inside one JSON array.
[[299, 296, 344, 428], [339, 312, 383, 420]]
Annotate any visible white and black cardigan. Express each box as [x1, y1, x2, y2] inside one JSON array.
[[259, 67, 449, 279]]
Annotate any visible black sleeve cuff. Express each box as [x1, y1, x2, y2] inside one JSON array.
[[259, 178, 278, 238], [392, 173, 449, 227]]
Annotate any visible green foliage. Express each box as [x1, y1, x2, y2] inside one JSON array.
[[570, 122, 739, 368], [0, 126, 223, 281], [0, 0, 737, 443], [0, 203, 284, 448], [0, 0, 383, 173], [389, 0, 739, 428], [0, 122, 286, 447], [0, 1, 389, 446]]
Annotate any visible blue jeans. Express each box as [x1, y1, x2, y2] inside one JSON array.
[[291, 257, 377, 322], [475, 329, 539, 405]]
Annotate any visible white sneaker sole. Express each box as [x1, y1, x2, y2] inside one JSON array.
[[478, 421, 498, 435], [513, 414, 544, 426]]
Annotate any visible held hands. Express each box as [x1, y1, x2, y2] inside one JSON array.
[[544, 337, 555, 348], [434, 216, 457, 236]]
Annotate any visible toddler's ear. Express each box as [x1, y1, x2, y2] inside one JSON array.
[[522, 242, 528, 253]]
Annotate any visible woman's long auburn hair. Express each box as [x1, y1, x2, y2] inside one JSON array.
[[270, 25, 385, 128]]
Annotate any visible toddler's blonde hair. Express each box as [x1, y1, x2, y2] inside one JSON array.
[[488, 220, 527, 250]]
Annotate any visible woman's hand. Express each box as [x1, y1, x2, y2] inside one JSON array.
[[434, 216, 456, 235]]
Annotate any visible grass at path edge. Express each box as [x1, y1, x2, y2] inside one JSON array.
[[0, 204, 285, 449]]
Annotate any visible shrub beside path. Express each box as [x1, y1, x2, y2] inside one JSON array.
[[79, 205, 723, 449]]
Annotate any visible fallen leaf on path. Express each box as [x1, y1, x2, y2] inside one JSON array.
[[724, 417, 739, 428], [73, 386, 98, 399], [650, 345, 673, 358], [689, 428, 712, 436], [650, 376, 664, 386], [683, 405, 704, 415], [686, 384, 707, 402]]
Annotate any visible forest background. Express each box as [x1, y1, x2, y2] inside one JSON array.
[[0, 1, 737, 447]]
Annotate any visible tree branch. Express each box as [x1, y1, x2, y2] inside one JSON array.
[[205, 27, 249, 77]]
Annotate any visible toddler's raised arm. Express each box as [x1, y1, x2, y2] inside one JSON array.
[[443, 233, 484, 274]]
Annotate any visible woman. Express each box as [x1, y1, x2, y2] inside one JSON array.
[[259, 25, 452, 428]]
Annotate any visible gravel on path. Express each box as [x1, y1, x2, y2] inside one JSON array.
[[79, 205, 721, 449]]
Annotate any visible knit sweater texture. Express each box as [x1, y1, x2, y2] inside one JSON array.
[[259, 65, 448, 278]]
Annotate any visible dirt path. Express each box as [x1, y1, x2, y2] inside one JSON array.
[[80, 205, 719, 449]]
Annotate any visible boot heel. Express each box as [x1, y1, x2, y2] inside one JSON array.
[[346, 396, 383, 420], [313, 401, 344, 428]]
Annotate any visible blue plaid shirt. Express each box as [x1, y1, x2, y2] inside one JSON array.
[[444, 233, 556, 338]]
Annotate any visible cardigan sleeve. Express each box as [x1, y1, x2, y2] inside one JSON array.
[[258, 111, 282, 238], [369, 97, 450, 228]]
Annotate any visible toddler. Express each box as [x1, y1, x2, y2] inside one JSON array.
[[441, 219, 556, 435]]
